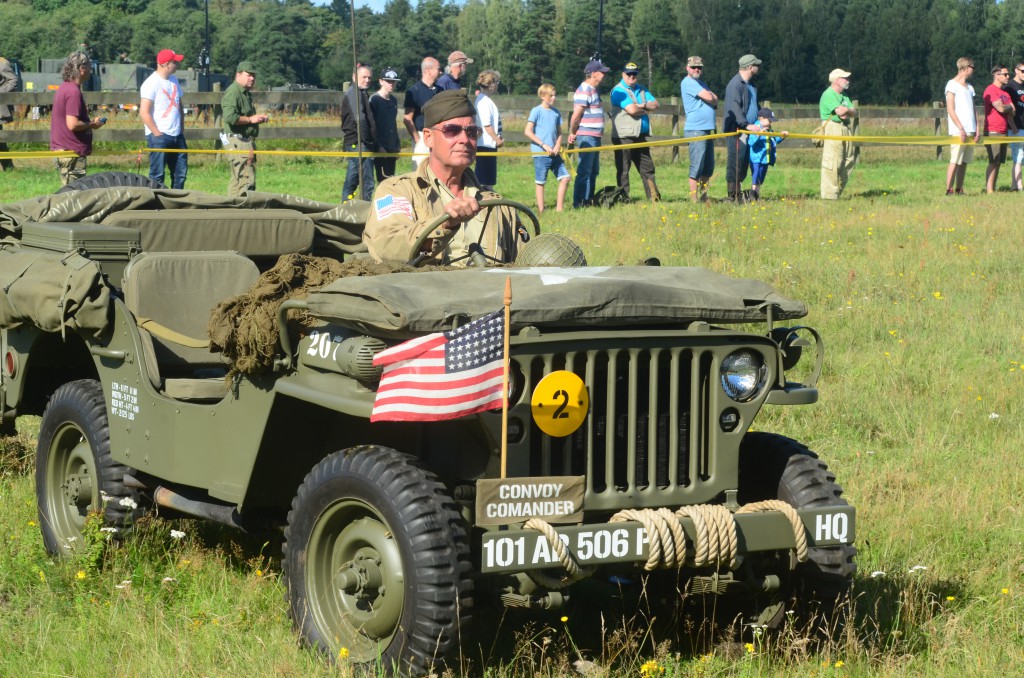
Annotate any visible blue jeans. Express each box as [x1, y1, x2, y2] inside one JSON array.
[[342, 144, 375, 201], [147, 133, 187, 189], [573, 135, 601, 208]]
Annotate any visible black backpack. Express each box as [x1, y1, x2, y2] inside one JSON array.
[[590, 186, 630, 208]]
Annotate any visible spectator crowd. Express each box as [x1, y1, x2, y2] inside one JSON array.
[[9, 48, 1018, 203]]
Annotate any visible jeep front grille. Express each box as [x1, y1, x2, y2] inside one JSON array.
[[521, 347, 716, 510]]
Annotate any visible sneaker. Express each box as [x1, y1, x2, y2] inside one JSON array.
[[945, 189, 954, 196]]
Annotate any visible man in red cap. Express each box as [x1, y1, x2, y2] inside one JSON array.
[[140, 48, 187, 189], [436, 51, 473, 91]]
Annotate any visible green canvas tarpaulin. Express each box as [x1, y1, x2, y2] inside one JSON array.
[[303, 266, 807, 337], [0, 245, 112, 337]]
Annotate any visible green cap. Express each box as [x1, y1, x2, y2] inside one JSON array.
[[422, 89, 477, 128], [236, 60, 257, 75]]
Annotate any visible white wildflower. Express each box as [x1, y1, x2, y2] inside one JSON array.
[[100, 527, 118, 533], [989, 412, 1000, 420], [119, 497, 138, 509], [162, 577, 177, 584], [871, 571, 886, 578], [170, 529, 185, 540], [909, 565, 928, 573]]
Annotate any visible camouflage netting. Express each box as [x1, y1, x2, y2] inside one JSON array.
[[207, 254, 424, 375]]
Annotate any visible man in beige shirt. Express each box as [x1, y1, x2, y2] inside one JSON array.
[[364, 89, 520, 265]]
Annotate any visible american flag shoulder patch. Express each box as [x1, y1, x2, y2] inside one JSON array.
[[375, 194, 414, 220]]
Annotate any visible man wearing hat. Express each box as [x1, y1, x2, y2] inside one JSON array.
[[341, 63, 376, 201], [221, 60, 268, 197], [370, 67, 402, 182], [437, 51, 473, 91], [680, 56, 718, 202], [610, 62, 661, 201], [819, 68, 857, 199], [724, 54, 762, 201], [363, 89, 520, 265], [568, 59, 611, 207], [140, 48, 187, 189]]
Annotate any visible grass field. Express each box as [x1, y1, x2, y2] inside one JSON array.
[[1, 142, 1023, 677]]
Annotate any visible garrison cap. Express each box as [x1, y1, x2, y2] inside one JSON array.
[[422, 89, 477, 128], [236, 60, 257, 75]]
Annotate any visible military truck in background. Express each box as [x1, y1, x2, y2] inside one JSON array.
[[0, 177, 856, 676]]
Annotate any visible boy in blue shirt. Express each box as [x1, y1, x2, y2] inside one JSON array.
[[747, 107, 788, 200], [524, 83, 570, 212]]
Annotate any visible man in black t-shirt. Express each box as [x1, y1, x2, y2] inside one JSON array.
[[1006, 62, 1024, 190], [403, 56, 441, 168]]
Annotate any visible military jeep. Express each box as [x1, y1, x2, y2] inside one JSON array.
[[0, 179, 855, 676]]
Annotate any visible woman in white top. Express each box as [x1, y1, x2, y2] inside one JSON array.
[[474, 70, 503, 189]]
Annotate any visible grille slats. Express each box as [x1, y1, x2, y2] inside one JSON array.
[[524, 345, 712, 509]]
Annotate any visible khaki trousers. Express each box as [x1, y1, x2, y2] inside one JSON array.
[[820, 120, 855, 199], [224, 136, 256, 198], [54, 154, 87, 186]]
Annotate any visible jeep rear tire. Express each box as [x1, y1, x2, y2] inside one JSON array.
[[738, 432, 856, 631], [35, 380, 142, 556], [283, 446, 471, 675], [55, 171, 165, 194]]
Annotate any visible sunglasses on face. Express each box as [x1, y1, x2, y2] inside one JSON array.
[[689, 65, 703, 70], [433, 123, 483, 140]]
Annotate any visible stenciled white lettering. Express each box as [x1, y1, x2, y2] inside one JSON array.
[[484, 500, 576, 519], [498, 483, 566, 500]]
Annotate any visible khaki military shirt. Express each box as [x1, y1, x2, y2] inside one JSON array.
[[363, 161, 517, 265]]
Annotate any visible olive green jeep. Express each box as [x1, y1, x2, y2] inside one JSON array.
[[0, 177, 855, 676]]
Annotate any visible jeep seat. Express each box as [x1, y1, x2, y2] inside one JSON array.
[[103, 209, 316, 268], [122, 251, 259, 401]]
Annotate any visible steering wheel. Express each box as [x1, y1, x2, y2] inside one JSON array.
[[406, 198, 541, 267]]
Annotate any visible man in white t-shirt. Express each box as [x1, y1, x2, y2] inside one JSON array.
[[944, 57, 981, 195], [140, 48, 187, 189]]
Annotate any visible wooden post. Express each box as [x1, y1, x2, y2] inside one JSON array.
[[670, 95, 680, 164], [500, 277, 512, 479]]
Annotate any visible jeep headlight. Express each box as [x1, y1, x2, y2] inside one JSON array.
[[720, 350, 767, 402]]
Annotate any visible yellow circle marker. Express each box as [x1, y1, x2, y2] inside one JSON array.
[[531, 371, 589, 437]]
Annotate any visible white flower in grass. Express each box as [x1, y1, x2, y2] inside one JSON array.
[[115, 580, 132, 590], [119, 497, 138, 509], [909, 565, 928, 573], [100, 491, 113, 502], [100, 527, 118, 533], [989, 412, 1000, 420], [170, 530, 185, 540], [162, 577, 177, 584], [871, 571, 886, 578]]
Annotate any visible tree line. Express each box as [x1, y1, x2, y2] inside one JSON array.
[[2, 0, 1023, 105]]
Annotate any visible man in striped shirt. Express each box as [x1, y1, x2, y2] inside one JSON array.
[[568, 59, 610, 208]]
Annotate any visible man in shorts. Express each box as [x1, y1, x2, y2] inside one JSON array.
[[680, 56, 718, 202], [944, 58, 981, 195]]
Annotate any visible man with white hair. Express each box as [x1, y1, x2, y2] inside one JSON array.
[[437, 51, 473, 91], [403, 56, 441, 168], [819, 68, 857, 199]]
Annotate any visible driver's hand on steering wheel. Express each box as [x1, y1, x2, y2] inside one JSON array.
[[442, 194, 482, 230]]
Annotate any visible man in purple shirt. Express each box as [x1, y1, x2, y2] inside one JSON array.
[[50, 51, 106, 186]]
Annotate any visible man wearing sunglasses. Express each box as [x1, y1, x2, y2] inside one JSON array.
[[364, 89, 519, 266]]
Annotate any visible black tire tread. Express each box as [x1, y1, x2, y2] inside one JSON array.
[[739, 432, 856, 604], [55, 171, 164, 194], [35, 379, 142, 556], [283, 445, 471, 676]]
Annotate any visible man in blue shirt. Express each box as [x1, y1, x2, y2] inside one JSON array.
[[436, 51, 473, 91], [610, 62, 660, 201], [680, 55, 718, 202]]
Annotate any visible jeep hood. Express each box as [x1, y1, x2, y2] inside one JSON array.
[[304, 266, 807, 337]]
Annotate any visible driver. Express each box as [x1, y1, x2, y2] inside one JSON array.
[[363, 89, 519, 265]]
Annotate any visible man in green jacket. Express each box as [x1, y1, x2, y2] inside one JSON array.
[[221, 61, 268, 197]]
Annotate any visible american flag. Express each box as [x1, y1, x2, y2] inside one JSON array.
[[375, 194, 414, 220], [370, 310, 506, 422]]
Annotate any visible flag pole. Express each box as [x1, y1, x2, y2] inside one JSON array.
[[500, 276, 512, 479]]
